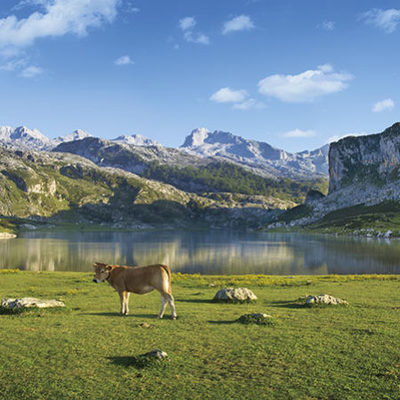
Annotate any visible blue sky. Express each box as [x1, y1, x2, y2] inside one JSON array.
[[0, 0, 400, 152]]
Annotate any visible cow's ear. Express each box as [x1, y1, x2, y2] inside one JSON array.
[[106, 265, 113, 271]]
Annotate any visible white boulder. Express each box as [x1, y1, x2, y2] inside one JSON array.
[[306, 294, 348, 306], [1, 297, 65, 309], [213, 287, 257, 303]]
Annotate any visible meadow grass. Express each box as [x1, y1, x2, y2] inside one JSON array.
[[0, 271, 399, 399]]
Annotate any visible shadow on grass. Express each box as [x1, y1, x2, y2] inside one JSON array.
[[108, 356, 166, 370], [83, 312, 162, 319], [81, 312, 121, 317], [208, 320, 236, 325], [269, 300, 306, 309], [177, 299, 214, 304], [0, 307, 67, 315]]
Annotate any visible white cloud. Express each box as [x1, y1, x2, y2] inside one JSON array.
[[283, 129, 316, 138], [179, 17, 196, 31], [210, 87, 248, 103], [20, 65, 43, 78], [179, 17, 209, 45], [258, 64, 353, 103], [114, 55, 134, 66], [320, 20, 335, 31], [222, 15, 254, 34], [372, 98, 394, 112], [0, 0, 120, 49], [184, 31, 209, 45], [361, 8, 400, 33]]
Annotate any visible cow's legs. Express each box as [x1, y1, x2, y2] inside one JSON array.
[[167, 293, 177, 320], [119, 291, 130, 315], [158, 294, 168, 319], [160, 292, 177, 320], [123, 291, 130, 315]]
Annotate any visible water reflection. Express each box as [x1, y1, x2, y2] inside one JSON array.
[[0, 231, 399, 274]]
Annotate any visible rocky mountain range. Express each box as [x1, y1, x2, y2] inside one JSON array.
[[2, 121, 400, 232], [181, 128, 329, 178], [0, 125, 329, 180]]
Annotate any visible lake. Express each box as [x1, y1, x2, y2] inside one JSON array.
[[1, 230, 400, 274]]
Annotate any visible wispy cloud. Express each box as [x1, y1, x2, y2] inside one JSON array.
[[0, 58, 27, 71], [20, 65, 43, 78], [222, 15, 254, 34], [361, 8, 400, 33], [258, 64, 353, 103], [114, 55, 134, 66], [320, 20, 335, 31], [0, 0, 120, 49], [179, 16, 209, 45], [283, 129, 316, 138], [210, 87, 248, 103], [372, 98, 394, 112], [179, 17, 196, 31], [233, 98, 266, 110]]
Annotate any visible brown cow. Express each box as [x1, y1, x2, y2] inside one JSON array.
[[92, 262, 177, 319]]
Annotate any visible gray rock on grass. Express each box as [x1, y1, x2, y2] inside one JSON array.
[[306, 294, 348, 306], [238, 313, 273, 325], [213, 287, 257, 303], [1, 297, 65, 310], [142, 350, 168, 360]]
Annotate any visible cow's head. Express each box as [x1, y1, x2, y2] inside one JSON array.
[[93, 262, 112, 283]]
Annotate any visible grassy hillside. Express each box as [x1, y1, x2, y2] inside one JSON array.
[[0, 271, 399, 399], [0, 147, 297, 231], [142, 161, 328, 203], [307, 200, 400, 235]]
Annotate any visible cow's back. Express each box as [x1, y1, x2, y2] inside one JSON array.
[[110, 264, 168, 294]]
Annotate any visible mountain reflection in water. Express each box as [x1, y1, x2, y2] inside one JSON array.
[[0, 231, 399, 274]]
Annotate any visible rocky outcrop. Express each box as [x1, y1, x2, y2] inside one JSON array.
[[329, 123, 400, 194]]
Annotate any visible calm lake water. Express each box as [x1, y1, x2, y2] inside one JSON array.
[[0, 230, 399, 274]]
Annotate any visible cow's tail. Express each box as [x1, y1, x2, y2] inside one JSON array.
[[160, 264, 172, 293]]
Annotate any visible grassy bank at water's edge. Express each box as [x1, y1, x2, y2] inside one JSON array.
[[0, 271, 399, 399]]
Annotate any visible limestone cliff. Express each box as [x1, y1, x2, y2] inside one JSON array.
[[329, 123, 400, 193]]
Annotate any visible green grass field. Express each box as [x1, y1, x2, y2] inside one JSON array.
[[0, 271, 399, 399]]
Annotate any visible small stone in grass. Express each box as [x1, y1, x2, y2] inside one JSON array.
[[142, 350, 168, 360], [237, 313, 273, 325]]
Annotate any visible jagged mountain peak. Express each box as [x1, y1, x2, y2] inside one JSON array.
[[182, 128, 210, 147], [112, 133, 160, 147], [57, 129, 93, 143], [0, 125, 52, 149]]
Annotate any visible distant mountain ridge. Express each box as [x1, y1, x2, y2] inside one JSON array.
[[181, 128, 329, 178], [113, 134, 161, 147], [0, 126, 53, 150], [0, 124, 329, 180]]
